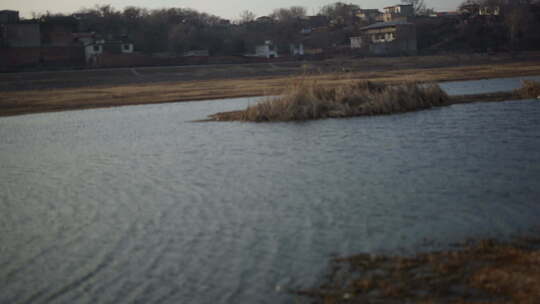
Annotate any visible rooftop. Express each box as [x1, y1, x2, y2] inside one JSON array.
[[358, 9, 382, 12], [384, 4, 414, 9], [359, 20, 412, 31]]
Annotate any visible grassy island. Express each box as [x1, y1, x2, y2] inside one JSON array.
[[210, 81, 449, 122], [207, 80, 540, 122]]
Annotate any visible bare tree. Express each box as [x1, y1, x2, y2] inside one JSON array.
[[504, 4, 532, 49], [238, 10, 256, 24], [270, 6, 307, 23], [401, 0, 429, 15], [319, 2, 360, 26]]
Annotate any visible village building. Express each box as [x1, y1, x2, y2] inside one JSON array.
[[84, 38, 134, 65], [289, 43, 304, 56], [383, 4, 415, 22], [0, 10, 19, 24], [459, 4, 480, 16], [252, 40, 278, 58], [255, 16, 273, 24], [40, 16, 78, 46], [479, 6, 501, 16], [300, 15, 330, 35], [0, 10, 40, 48], [459, 3, 501, 17], [73, 32, 95, 46], [307, 15, 329, 27], [350, 20, 417, 56], [431, 11, 461, 18], [356, 9, 383, 24], [84, 40, 104, 65], [2, 21, 41, 47]]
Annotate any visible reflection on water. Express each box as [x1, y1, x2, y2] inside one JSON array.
[[440, 75, 540, 95], [1, 78, 540, 304]]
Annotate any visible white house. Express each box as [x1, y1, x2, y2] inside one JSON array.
[[119, 42, 134, 53], [84, 39, 133, 65], [254, 40, 278, 58], [350, 37, 364, 49], [84, 40, 104, 65], [289, 43, 304, 56], [383, 4, 414, 22]]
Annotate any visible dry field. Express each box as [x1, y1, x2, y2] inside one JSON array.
[[1, 53, 540, 117]]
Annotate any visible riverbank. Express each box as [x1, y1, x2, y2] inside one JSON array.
[[297, 235, 540, 304], [1, 55, 540, 117]]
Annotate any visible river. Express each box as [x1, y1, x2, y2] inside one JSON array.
[[1, 77, 540, 304]]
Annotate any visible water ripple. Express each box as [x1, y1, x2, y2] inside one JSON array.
[[1, 86, 540, 303]]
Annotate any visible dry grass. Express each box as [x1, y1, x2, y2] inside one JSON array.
[[515, 80, 540, 99], [229, 80, 449, 122], [208, 78, 539, 122], [297, 238, 540, 304], [2, 59, 540, 117]]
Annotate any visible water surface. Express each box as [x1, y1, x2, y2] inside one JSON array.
[[1, 78, 540, 304]]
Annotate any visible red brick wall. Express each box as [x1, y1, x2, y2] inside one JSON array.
[[0, 47, 41, 68], [41, 46, 85, 66], [0, 46, 85, 69]]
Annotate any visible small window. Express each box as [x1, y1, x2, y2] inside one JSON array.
[[93, 45, 100, 52], [123, 44, 130, 51]]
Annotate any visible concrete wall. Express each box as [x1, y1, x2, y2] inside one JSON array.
[[85, 44, 103, 64]]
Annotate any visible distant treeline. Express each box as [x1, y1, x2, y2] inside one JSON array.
[[30, 0, 540, 55], [33, 3, 364, 55]]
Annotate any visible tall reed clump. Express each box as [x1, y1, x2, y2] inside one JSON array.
[[515, 80, 540, 99], [239, 80, 450, 122]]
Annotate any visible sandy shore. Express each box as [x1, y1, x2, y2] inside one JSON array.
[[1, 54, 540, 117]]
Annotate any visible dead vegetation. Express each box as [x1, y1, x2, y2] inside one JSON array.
[[210, 80, 449, 122], [208, 78, 540, 122], [515, 80, 540, 99], [297, 237, 540, 304]]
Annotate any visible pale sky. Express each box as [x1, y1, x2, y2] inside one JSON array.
[[2, 0, 463, 20]]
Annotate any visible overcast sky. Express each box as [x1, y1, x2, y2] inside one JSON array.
[[3, 0, 463, 20]]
